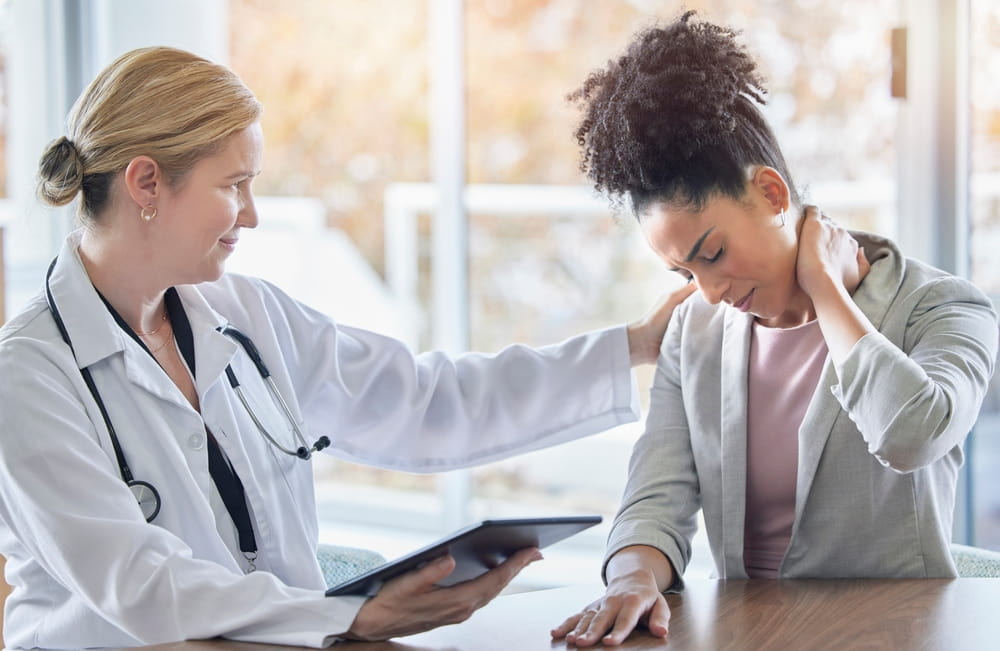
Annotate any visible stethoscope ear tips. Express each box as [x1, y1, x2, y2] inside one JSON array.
[[296, 436, 332, 459]]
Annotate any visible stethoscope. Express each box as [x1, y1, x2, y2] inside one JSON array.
[[44, 258, 330, 522]]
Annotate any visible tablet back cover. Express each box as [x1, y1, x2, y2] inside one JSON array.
[[325, 515, 601, 597]]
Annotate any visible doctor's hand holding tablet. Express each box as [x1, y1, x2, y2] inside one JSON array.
[[0, 45, 694, 648], [337, 516, 604, 640]]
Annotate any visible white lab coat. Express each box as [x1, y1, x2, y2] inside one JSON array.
[[0, 230, 640, 649]]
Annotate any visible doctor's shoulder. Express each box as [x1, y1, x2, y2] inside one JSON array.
[[0, 292, 68, 353], [196, 271, 277, 317], [195, 271, 342, 335], [0, 294, 94, 430]]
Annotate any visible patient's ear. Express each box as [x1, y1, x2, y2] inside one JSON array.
[[751, 166, 790, 213]]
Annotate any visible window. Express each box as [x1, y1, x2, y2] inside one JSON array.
[[230, 0, 905, 581], [969, 0, 1000, 551]]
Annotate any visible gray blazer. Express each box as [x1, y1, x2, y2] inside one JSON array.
[[606, 232, 998, 583]]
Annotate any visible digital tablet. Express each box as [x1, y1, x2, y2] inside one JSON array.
[[325, 515, 602, 597]]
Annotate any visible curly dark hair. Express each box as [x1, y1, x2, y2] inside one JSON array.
[[569, 11, 800, 216]]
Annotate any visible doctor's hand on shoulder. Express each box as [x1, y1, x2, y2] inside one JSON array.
[[625, 284, 697, 366], [344, 548, 543, 640]]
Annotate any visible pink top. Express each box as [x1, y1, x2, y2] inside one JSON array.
[[744, 319, 828, 578]]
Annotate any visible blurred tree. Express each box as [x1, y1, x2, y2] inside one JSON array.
[[230, 0, 430, 273], [230, 0, 900, 308]]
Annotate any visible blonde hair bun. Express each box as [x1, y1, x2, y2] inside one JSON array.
[[37, 136, 85, 207]]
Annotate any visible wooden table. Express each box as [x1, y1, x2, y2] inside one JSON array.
[[125, 578, 1000, 650]]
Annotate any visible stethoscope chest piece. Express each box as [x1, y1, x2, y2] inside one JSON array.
[[129, 479, 161, 522]]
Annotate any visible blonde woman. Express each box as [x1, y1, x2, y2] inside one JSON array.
[[0, 47, 690, 648]]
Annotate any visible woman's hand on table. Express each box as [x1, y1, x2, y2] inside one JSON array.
[[551, 569, 670, 647]]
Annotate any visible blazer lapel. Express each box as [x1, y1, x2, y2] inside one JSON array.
[[720, 309, 753, 576], [792, 358, 842, 526]]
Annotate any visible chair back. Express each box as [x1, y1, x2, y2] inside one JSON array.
[[951, 543, 1000, 577], [317, 543, 387, 589]]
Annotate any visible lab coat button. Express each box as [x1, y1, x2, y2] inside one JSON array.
[[188, 433, 206, 450]]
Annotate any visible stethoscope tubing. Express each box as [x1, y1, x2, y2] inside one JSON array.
[[219, 325, 330, 459], [45, 259, 163, 521], [43, 257, 329, 523]]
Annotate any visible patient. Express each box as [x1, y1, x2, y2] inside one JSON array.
[[552, 12, 999, 647]]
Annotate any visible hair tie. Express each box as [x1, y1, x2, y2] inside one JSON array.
[[55, 136, 83, 165]]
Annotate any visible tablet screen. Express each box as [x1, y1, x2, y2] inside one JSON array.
[[325, 515, 601, 597]]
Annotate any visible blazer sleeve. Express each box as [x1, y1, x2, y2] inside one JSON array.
[[831, 275, 998, 473], [603, 306, 701, 590]]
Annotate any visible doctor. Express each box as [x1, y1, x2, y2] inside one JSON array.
[[0, 47, 692, 648]]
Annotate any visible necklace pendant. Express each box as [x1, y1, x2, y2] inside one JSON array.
[[135, 309, 170, 336]]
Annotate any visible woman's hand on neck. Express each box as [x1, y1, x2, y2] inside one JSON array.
[[794, 206, 870, 299], [793, 205, 874, 365]]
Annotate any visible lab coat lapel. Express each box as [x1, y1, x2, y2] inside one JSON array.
[[47, 232, 125, 369], [792, 232, 903, 524], [174, 284, 239, 396], [720, 308, 752, 576], [48, 234, 189, 409], [124, 284, 241, 413], [118, 344, 194, 410]]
